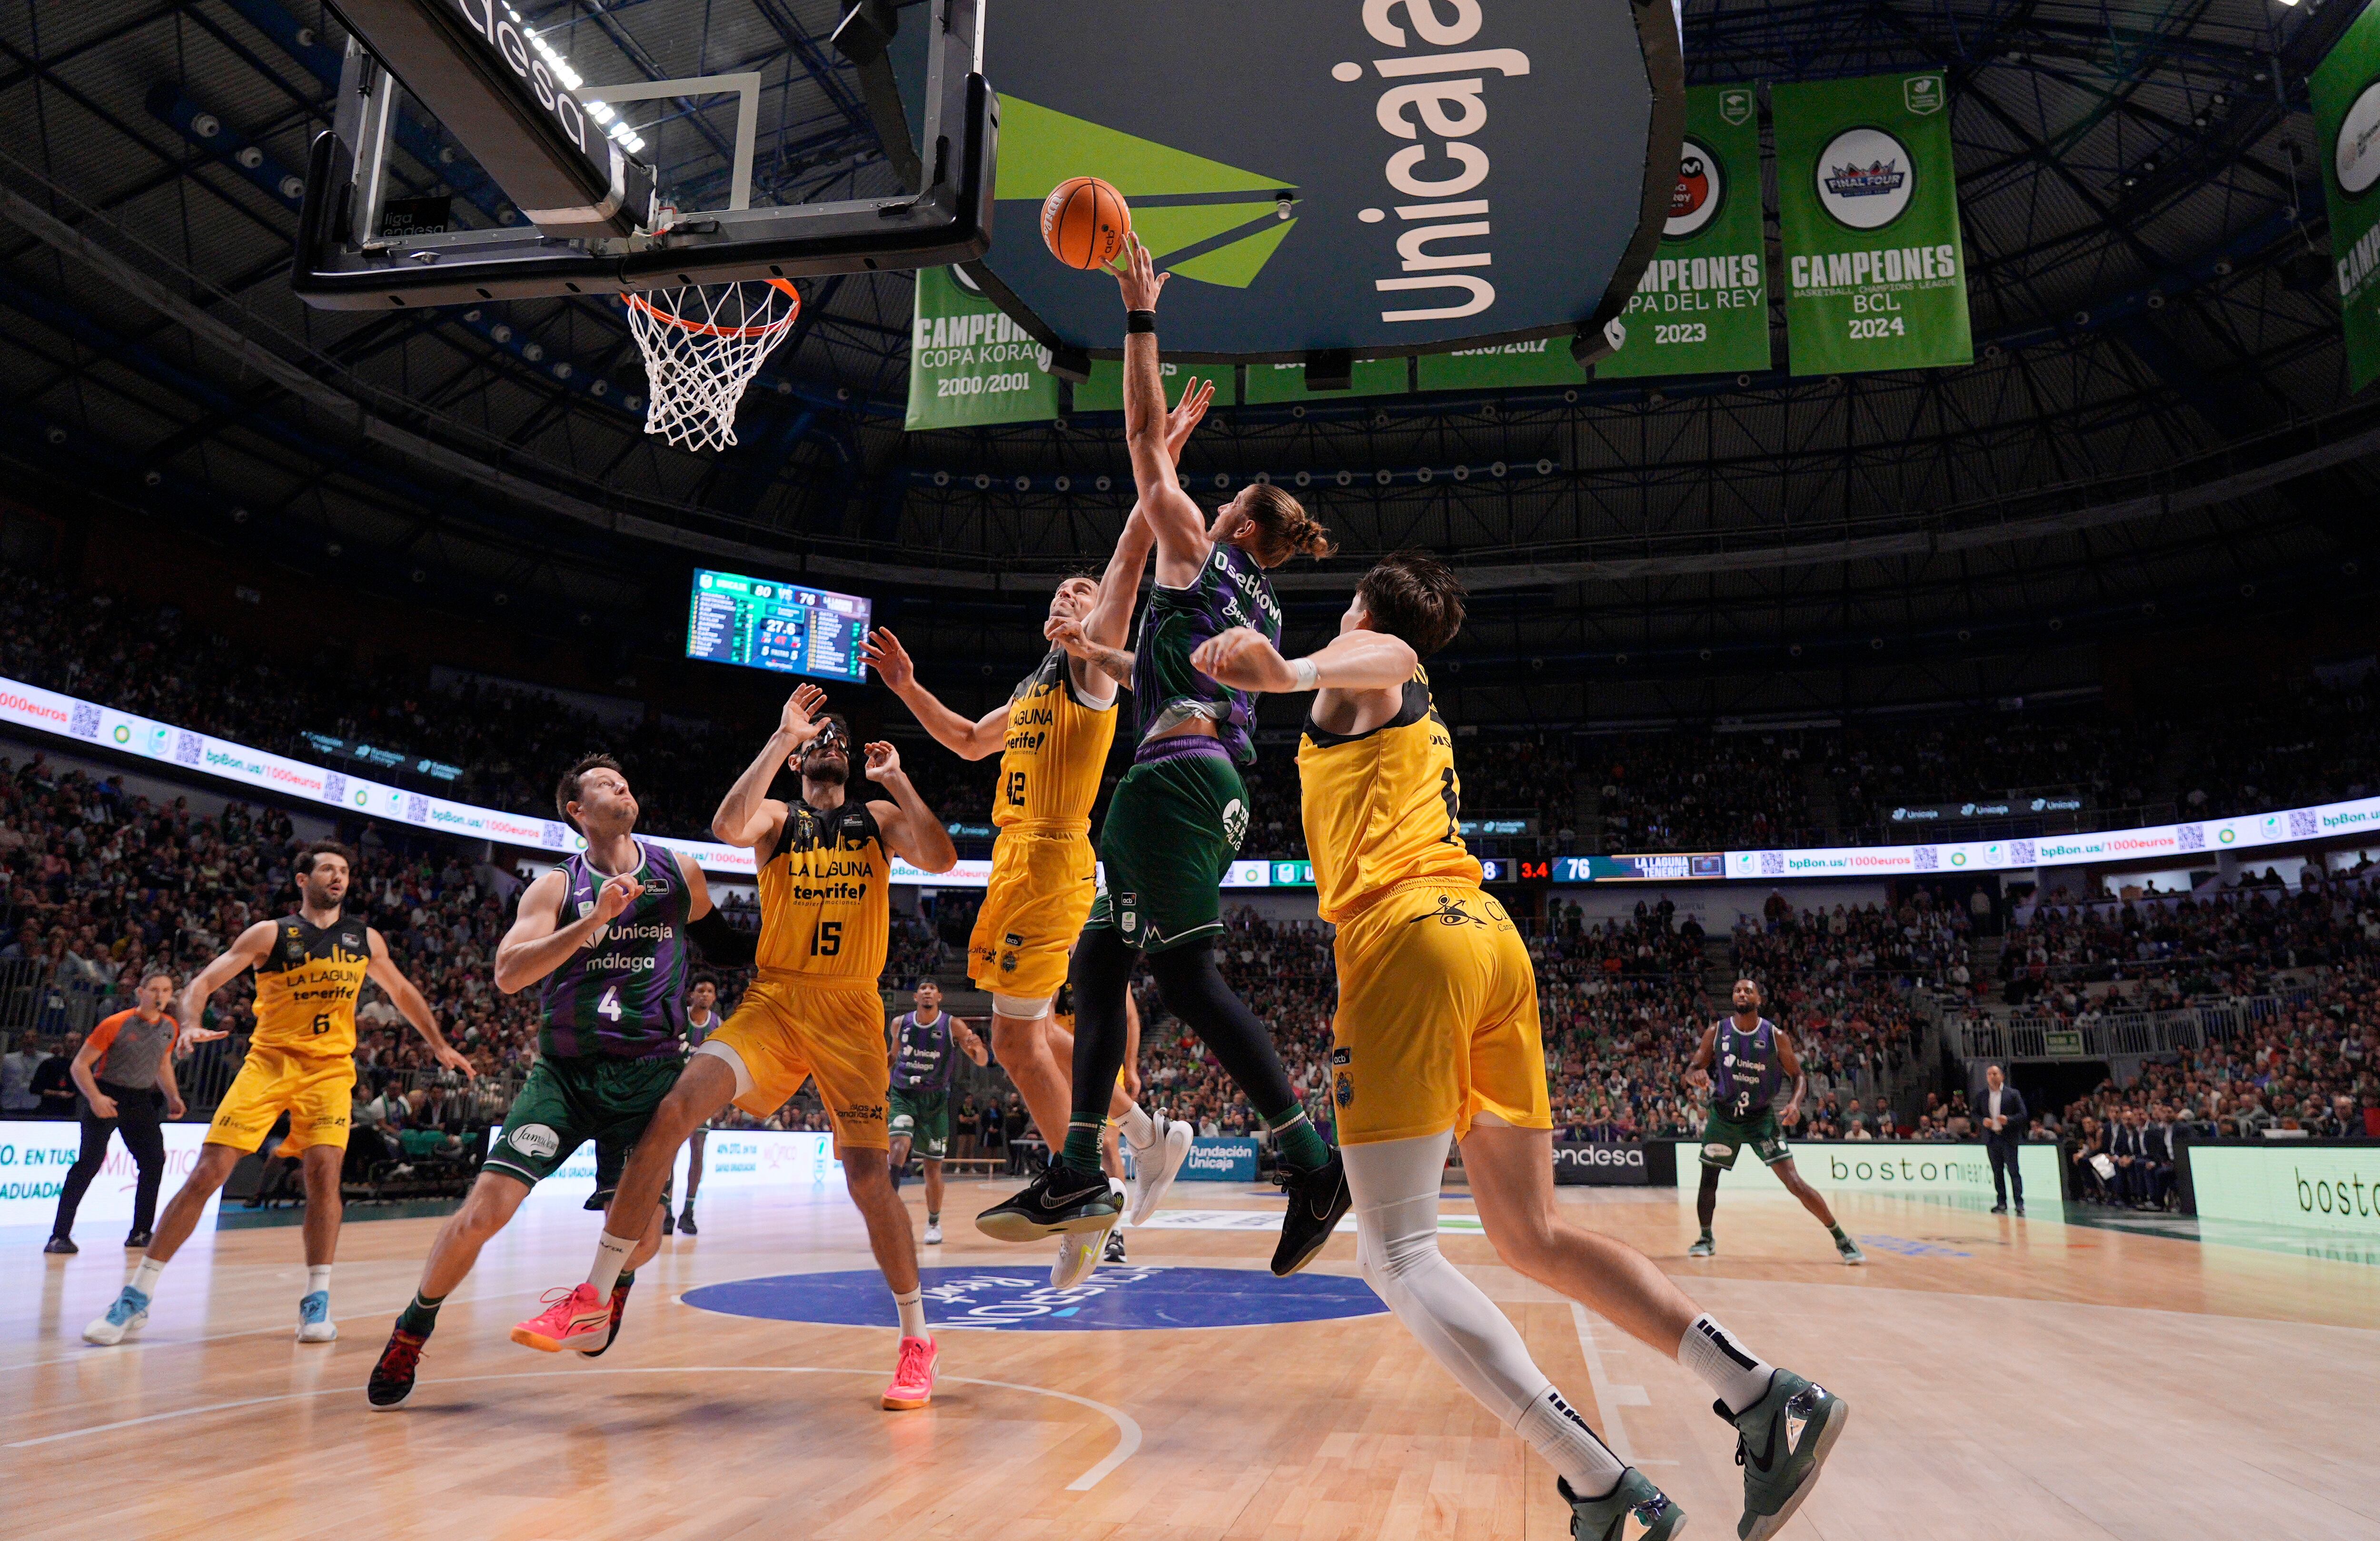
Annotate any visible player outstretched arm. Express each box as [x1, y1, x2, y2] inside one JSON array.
[[1049, 378, 1218, 684], [495, 867, 643, 994], [862, 630, 1010, 760], [714, 684, 825, 852], [1113, 233, 1215, 588], [953, 1018, 989, 1067], [1193, 625, 1418, 696], [672, 848, 759, 967], [365, 928, 474, 1077], [176, 919, 278, 1035], [863, 740, 959, 874]]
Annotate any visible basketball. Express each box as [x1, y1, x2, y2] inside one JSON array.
[[1041, 176, 1130, 270]]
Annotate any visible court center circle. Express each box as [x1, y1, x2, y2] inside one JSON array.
[[683, 1264, 1386, 1332]]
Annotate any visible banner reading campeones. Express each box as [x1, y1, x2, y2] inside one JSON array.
[[905, 267, 1063, 431], [2315, 7, 2380, 393], [1775, 72, 1972, 376], [1598, 85, 1771, 379]]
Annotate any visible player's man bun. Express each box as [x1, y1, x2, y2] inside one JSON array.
[[1242, 483, 1337, 565], [555, 752, 628, 831], [1357, 551, 1468, 658]]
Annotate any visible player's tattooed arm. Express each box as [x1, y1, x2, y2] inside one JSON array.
[[863, 741, 959, 873], [367, 926, 474, 1077], [1047, 615, 1136, 684], [862, 628, 1010, 760], [1683, 1023, 1717, 1092]]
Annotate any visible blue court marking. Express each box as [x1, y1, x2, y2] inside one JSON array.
[[682, 1264, 1386, 1333], [1854, 1233, 1973, 1258]]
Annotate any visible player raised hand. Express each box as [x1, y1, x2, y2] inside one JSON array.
[[778, 682, 829, 745], [860, 629, 916, 691], [1045, 614, 1091, 655], [432, 1040, 478, 1079], [1191, 625, 1297, 692], [864, 741, 903, 781], [1111, 230, 1167, 311], [1163, 375, 1215, 463]]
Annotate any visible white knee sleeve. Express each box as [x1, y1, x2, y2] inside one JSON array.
[[991, 994, 1052, 1019], [1346, 1133, 1550, 1429]]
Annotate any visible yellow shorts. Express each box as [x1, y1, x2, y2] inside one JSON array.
[[207, 1045, 356, 1155], [969, 827, 1096, 1000], [1329, 882, 1550, 1146], [706, 977, 892, 1152]]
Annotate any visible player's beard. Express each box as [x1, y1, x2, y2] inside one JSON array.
[[803, 755, 848, 786]]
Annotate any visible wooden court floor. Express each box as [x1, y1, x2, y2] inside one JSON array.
[[6, 1176, 2376, 1541]]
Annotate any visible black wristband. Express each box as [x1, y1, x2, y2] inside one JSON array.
[[1125, 309, 1157, 335]]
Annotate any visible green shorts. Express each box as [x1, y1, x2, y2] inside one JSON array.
[[486, 1053, 684, 1199], [1700, 1109, 1791, 1169], [1084, 746, 1249, 953], [889, 1088, 951, 1161]]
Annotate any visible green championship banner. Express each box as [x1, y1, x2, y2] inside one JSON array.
[[1416, 336, 1586, 391], [905, 267, 1063, 431], [1775, 72, 1972, 376], [2315, 6, 2380, 392], [1598, 85, 1771, 379], [1243, 359, 1409, 404]]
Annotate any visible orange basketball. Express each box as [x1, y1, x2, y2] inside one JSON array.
[[1041, 176, 1131, 270]]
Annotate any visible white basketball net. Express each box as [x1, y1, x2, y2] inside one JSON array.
[[621, 277, 803, 452]]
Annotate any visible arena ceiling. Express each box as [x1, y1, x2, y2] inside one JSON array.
[[0, 0, 2373, 725]]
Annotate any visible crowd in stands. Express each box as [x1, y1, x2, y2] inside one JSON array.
[[1593, 733, 1814, 853], [1999, 865, 2380, 1004]]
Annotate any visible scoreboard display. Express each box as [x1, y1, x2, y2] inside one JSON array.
[[685, 569, 872, 684]]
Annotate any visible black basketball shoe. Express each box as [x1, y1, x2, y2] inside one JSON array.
[[975, 1160, 1122, 1242], [1270, 1150, 1352, 1277]]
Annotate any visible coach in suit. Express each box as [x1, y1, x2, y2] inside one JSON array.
[[1980, 1064, 2029, 1215]]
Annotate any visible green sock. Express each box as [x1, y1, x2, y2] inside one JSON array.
[[1828, 1224, 1849, 1244], [1267, 1107, 1330, 1173], [1699, 1226, 1714, 1241], [928, 1212, 940, 1225], [1061, 1118, 1105, 1172], [397, 1290, 443, 1337]]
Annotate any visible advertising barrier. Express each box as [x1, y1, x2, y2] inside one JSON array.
[[1552, 1141, 1660, 1186], [1180, 1136, 1261, 1182], [0, 1121, 225, 1230], [496, 1128, 840, 1214], [2183, 1141, 2380, 1238], [1671, 1139, 2060, 1205], [15, 666, 2380, 888]]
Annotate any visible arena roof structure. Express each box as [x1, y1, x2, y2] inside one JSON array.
[[0, 0, 2373, 726]]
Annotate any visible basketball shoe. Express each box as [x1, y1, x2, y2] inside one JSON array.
[[1721, 1369, 1849, 1541], [1560, 1471, 1686, 1541], [297, 1291, 337, 1343], [1051, 1180, 1126, 1287], [83, 1285, 149, 1345], [976, 1160, 1121, 1242], [882, 1335, 937, 1410], [367, 1326, 427, 1410], [579, 1278, 636, 1358], [1270, 1150, 1351, 1277], [1124, 1111, 1194, 1225], [511, 1282, 612, 1352]]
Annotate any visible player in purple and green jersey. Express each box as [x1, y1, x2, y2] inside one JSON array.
[[1685, 978, 1864, 1265], [984, 231, 1351, 1280], [367, 754, 757, 1409]]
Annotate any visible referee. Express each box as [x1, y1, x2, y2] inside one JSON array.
[[45, 971, 186, 1254]]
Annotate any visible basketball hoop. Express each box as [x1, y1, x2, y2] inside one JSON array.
[[621, 277, 803, 452]]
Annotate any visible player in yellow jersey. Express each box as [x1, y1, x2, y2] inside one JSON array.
[[1195, 555, 1849, 1541], [84, 840, 471, 1348], [530, 685, 959, 1410]]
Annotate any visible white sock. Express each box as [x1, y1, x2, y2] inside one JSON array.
[[1345, 1131, 1623, 1495], [130, 1258, 165, 1297], [588, 1230, 637, 1296], [1517, 1385, 1628, 1498], [1677, 1313, 1775, 1415], [306, 1265, 331, 1297], [893, 1286, 929, 1341], [1120, 1102, 1158, 1150]]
